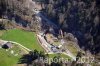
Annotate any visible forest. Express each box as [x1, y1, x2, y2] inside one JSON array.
[[36, 0, 100, 55]]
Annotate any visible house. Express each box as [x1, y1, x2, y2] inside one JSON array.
[[2, 42, 13, 49], [0, 40, 8, 46]]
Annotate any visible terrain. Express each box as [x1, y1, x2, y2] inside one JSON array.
[[40, 0, 100, 55], [0, 29, 43, 51], [0, 0, 100, 66]]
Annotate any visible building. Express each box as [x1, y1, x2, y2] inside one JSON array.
[[0, 40, 13, 49]]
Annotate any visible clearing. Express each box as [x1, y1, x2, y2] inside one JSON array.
[[0, 29, 43, 51]]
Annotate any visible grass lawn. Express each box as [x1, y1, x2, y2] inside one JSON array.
[[47, 54, 72, 63], [9, 44, 28, 55], [53, 41, 61, 46], [0, 48, 21, 66], [0, 34, 32, 66], [0, 29, 43, 51], [49, 53, 71, 59], [0, 43, 28, 66], [0, 30, 6, 36], [66, 43, 78, 56]]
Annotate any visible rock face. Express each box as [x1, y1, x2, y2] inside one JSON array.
[[40, 0, 100, 54]]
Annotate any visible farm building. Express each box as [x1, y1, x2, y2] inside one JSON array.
[[0, 40, 13, 49]]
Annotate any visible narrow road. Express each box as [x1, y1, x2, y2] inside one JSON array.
[[9, 41, 31, 51], [37, 34, 52, 53], [0, 40, 31, 51]]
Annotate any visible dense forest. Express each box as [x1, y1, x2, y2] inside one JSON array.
[[35, 0, 100, 55], [0, 0, 41, 31]]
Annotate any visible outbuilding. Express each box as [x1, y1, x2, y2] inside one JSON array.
[[2, 42, 13, 49]]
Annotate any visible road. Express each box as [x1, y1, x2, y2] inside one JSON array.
[[37, 34, 52, 53], [9, 41, 31, 51], [0, 40, 31, 51]]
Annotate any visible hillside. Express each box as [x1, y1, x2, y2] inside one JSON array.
[[0, 0, 100, 66], [37, 0, 100, 55], [0, 0, 40, 31], [0, 29, 43, 51]]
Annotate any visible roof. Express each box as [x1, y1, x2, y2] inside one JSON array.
[[5, 42, 13, 48], [0, 40, 8, 46]]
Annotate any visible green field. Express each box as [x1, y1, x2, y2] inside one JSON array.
[[66, 44, 78, 56], [0, 29, 72, 66], [0, 43, 28, 66], [0, 29, 43, 66], [49, 54, 71, 59], [0, 29, 43, 51], [0, 48, 21, 66], [46, 54, 71, 63]]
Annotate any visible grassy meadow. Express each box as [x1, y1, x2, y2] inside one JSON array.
[[0, 29, 43, 51]]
